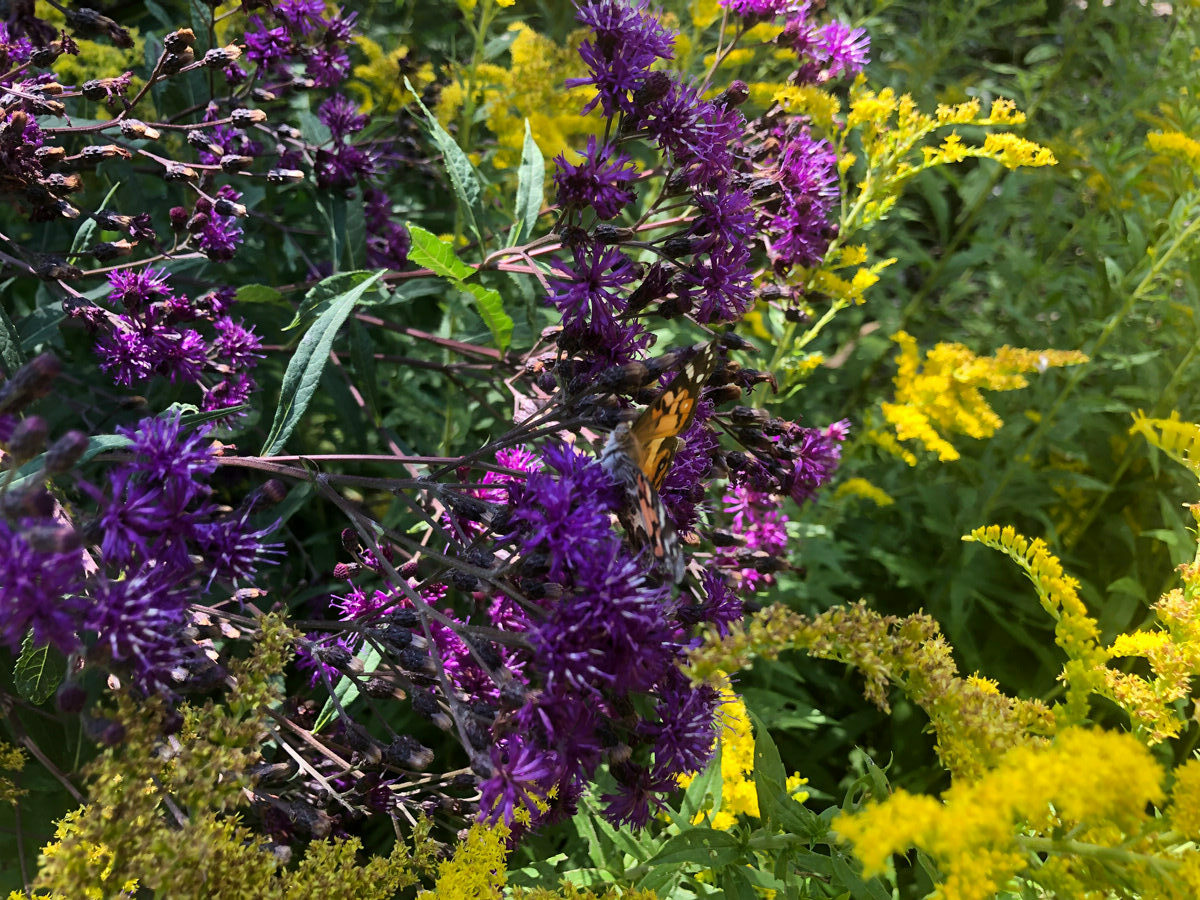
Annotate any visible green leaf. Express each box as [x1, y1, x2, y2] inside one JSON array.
[[750, 711, 825, 839], [462, 282, 513, 353], [69, 183, 120, 261], [349, 318, 380, 422], [644, 828, 741, 870], [678, 741, 723, 824], [261, 270, 384, 456], [14, 633, 66, 704], [235, 283, 285, 306], [720, 865, 758, 900], [0, 299, 25, 377], [407, 225, 474, 281], [830, 853, 893, 900], [404, 76, 483, 218], [18, 302, 66, 352], [284, 270, 382, 332], [511, 120, 544, 245], [315, 642, 382, 732]]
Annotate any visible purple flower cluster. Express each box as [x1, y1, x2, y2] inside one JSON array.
[[72, 268, 261, 415], [243, 6, 355, 89], [467, 443, 729, 828], [0, 412, 278, 694]]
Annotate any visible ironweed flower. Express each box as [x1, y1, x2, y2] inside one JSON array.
[[567, 0, 676, 116]]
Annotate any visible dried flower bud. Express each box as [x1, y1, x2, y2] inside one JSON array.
[[1, 483, 55, 518], [90, 239, 136, 262], [66, 8, 133, 49], [266, 168, 305, 184], [219, 155, 253, 173], [160, 49, 195, 75], [384, 735, 434, 771], [54, 200, 81, 219], [231, 108, 267, 125], [168, 206, 189, 230], [163, 28, 196, 53], [251, 87, 277, 102], [43, 173, 82, 196], [76, 144, 132, 166], [0, 353, 60, 414], [213, 195, 248, 217], [6, 415, 48, 461], [34, 145, 67, 167], [783, 306, 811, 324], [34, 258, 81, 280], [594, 223, 634, 245], [661, 236, 695, 258], [717, 79, 750, 108], [119, 119, 161, 140], [731, 405, 770, 426], [44, 429, 90, 473], [201, 45, 242, 67], [163, 163, 198, 183]]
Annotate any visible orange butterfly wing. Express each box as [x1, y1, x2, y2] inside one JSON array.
[[628, 340, 719, 490]]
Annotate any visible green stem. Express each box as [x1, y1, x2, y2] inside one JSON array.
[[1018, 835, 1180, 872]]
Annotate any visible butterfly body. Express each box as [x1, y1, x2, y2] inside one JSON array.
[[601, 341, 719, 582]]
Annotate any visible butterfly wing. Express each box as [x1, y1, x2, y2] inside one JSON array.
[[629, 340, 719, 490]]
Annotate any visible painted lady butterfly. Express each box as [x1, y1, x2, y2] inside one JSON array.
[[600, 340, 720, 582]]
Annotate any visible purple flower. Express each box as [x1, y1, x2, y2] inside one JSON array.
[[306, 42, 352, 88], [85, 569, 192, 694], [0, 520, 87, 654], [480, 737, 559, 824], [814, 21, 870, 77], [244, 17, 293, 68], [644, 669, 720, 777], [192, 506, 280, 586], [196, 186, 245, 261], [601, 763, 674, 828], [720, 485, 788, 590], [276, 0, 326, 34], [545, 242, 650, 365], [567, 0, 676, 116], [553, 136, 638, 219], [212, 316, 263, 370], [364, 189, 411, 270], [763, 128, 838, 268], [203, 372, 256, 412], [315, 144, 377, 190], [658, 405, 718, 533], [679, 243, 754, 323], [106, 268, 173, 313], [638, 78, 744, 190], [719, 0, 800, 16], [319, 94, 368, 139], [782, 420, 847, 504]]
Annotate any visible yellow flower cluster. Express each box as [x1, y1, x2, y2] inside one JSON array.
[[1129, 410, 1200, 479], [834, 728, 1177, 900], [678, 690, 809, 829], [965, 524, 1109, 723], [1148, 129, 1200, 171], [350, 38, 436, 115], [436, 25, 600, 169], [686, 602, 1053, 780], [843, 85, 1055, 229], [834, 477, 895, 507], [881, 331, 1088, 461], [423, 821, 510, 900]]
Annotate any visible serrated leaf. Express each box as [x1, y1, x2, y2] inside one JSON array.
[[261, 271, 384, 456], [14, 632, 66, 704], [511, 120, 544, 245], [284, 270, 381, 332], [315, 642, 382, 732], [404, 76, 482, 213], [462, 282, 513, 353], [407, 225, 474, 280]]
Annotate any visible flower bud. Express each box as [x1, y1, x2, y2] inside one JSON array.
[[66, 8, 133, 49], [43, 173, 82, 196], [0, 353, 60, 414], [163, 28, 196, 53], [716, 79, 749, 108], [185, 212, 210, 233], [44, 430, 89, 473], [163, 163, 198, 183], [34, 145, 67, 167], [24, 525, 81, 555], [384, 735, 434, 771], [219, 155, 253, 174], [56, 681, 87, 714], [160, 48, 195, 75], [168, 206, 189, 230], [76, 144, 132, 166], [90, 239, 136, 261], [633, 70, 672, 106], [119, 119, 160, 141], [6, 415, 48, 460], [201, 45, 242, 67], [214, 195, 248, 217], [266, 168, 305, 184], [34, 258, 81, 280], [231, 108, 267, 125]]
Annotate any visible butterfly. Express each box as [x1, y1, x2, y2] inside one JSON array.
[[600, 340, 720, 582]]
